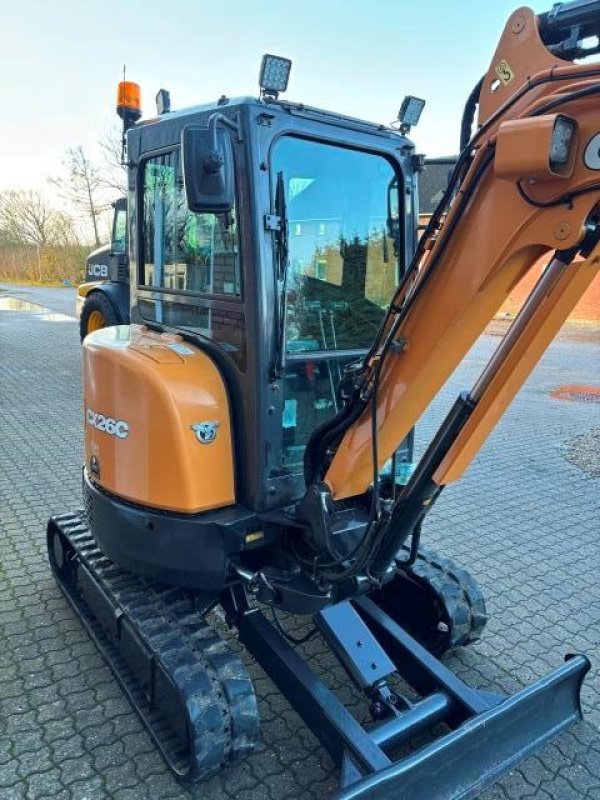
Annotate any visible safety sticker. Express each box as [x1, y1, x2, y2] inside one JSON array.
[[495, 59, 514, 86]]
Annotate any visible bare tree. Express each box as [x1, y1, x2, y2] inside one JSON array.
[[0, 190, 56, 247], [97, 124, 127, 195], [51, 210, 80, 248], [49, 145, 106, 247], [0, 190, 80, 281]]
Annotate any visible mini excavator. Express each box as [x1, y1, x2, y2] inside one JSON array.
[[48, 2, 600, 797]]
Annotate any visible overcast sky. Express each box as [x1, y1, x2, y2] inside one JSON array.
[[0, 0, 548, 193]]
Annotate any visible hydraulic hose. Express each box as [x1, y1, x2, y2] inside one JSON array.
[[459, 77, 484, 152]]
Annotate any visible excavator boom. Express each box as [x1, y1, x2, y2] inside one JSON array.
[[322, 6, 600, 502]]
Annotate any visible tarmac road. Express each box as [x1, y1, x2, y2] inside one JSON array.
[[0, 282, 77, 318]]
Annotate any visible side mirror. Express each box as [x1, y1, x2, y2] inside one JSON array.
[[181, 124, 234, 214]]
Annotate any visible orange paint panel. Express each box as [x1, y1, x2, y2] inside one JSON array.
[[434, 249, 600, 485], [494, 115, 578, 181], [477, 8, 568, 125], [83, 325, 235, 513]]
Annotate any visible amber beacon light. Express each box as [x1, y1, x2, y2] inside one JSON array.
[[117, 80, 142, 129]]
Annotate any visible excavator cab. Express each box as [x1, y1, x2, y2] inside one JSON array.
[[122, 99, 418, 513], [47, 3, 599, 796]]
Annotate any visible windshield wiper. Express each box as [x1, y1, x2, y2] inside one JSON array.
[[273, 171, 289, 378], [274, 170, 288, 279]]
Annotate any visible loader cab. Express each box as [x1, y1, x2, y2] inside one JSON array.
[[126, 98, 419, 512], [85, 197, 129, 284], [77, 198, 130, 338]]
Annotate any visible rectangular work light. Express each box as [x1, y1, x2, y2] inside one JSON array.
[[549, 115, 576, 169], [155, 88, 171, 116], [259, 54, 292, 98], [398, 95, 426, 132]]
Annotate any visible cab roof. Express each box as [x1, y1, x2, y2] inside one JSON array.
[[135, 95, 406, 141]]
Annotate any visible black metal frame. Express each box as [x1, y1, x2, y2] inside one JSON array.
[[224, 585, 589, 800]]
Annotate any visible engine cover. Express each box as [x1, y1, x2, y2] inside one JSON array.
[[83, 324, 235, 513]]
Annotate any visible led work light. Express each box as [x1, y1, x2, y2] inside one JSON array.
[[259, 54, 292, 98], [397, 95, 426, 133], [494, 113, 578, 181], [549, 115, 576, 169]]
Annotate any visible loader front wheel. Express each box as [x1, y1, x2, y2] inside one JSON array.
[[80, 293, 121, 341]]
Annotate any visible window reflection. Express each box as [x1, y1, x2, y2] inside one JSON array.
[[271, 137, 402, 475], [141, 152, 240, 296], [138, 150, 245, 368], [273, 137, 401, 355], [112, 207, 127, 254]]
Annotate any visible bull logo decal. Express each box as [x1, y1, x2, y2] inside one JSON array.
[[191, 421, 220, 444]]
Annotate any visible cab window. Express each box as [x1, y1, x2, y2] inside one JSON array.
[[274, 136, 401, 356], [111, 206, 127, 254], [138, 149, 245, 368], [271, 136, 403, 475]]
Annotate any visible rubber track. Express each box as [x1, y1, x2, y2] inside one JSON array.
[[398, 542, 488, 649], [47, 512, 259, 782]]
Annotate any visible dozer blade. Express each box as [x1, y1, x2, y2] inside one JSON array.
[[234, 593, 589, 800], [47, 512, 259, 782], [334, 654, 589, 800], [336, 597, 590, 800]]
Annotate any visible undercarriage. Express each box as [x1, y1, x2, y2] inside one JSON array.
[[48, 511, 589, 798]]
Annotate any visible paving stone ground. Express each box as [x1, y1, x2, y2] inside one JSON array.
[[0, 301, 599, 800]]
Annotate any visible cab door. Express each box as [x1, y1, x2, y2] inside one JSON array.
[[269, 135, 413, 493]]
